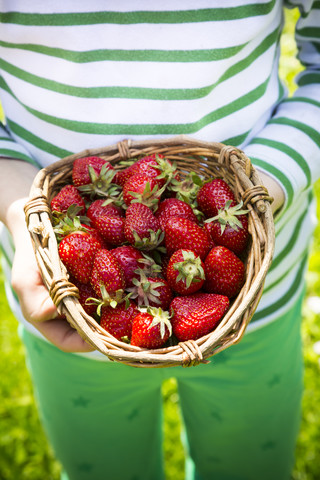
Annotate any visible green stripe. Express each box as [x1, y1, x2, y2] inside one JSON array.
[[295, 0, 320, 17], [0, 135, 14, 142], [7, 119, 72, 159], [297, 27, 320, 38], [0, 2, 276, 25], [249, 156, 294, 209], [0, 39, 245, 63], [252, 254, 308, 321], [224, 130, 251, 147], [263, 247, 309, 294], [0, 148, 39, 165], [297, 72, 320, 86], [0, 27, 279, 99], [1, 75, 272, 135], [283, 96, 320, 109], [269, 117, 320, 146], [249, 137, 311, 187], [269, 207, 306, 272]]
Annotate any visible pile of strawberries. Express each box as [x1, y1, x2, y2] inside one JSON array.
[[50, 153, 250, 349]]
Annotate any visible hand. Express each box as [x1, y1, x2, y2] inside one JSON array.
[[10, 208, 94, 353]]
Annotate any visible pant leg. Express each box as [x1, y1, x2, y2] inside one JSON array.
[[21, 327, 165, 480], [175, 293, 305, 480]]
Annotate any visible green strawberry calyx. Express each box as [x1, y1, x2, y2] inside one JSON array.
[[129, 181, 165, 210], [135, 252, 162, 277], [132, 228, 165, 252], [204, 200, 249, 234], [127, 271, 165, 307], [52, 205, 90, 241], [154, 155, 178, 185], [140, 306, 173, 339], [86, 286, 131, 315], [173, 250, 205, 288], [78, 164, 122, 200]]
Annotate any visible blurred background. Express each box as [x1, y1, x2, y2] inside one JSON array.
[[0, 7, 320, 480]]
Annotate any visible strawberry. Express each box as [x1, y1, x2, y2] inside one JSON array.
[[204, 200, 249, 255], [204, 246, 245, 298], [82, 224, 111, 249], [90, 249, 126, 298], [53, 211, 108, 247], [86, 199, 123, 227], [203, 223, 216, 250], [110, 245, 145, 287], [127, 271, 173, 310], [100, 300, 139, 341], [75, 161, 120, 200], [124, 203, 164, 251], [122, 174, 164, 208], [164, 217, 211, 260], [114, 153, 177, 188], [95, 215, 126, 246], [69, 276, 98, 317], [170, 292, 229, 341], [197, 178, 236, 218], [50, 184, 86, 215], [131, 307, 172, 348], [167, 171, 203, 208], [166, 249, 205, 295], [72, 156, 113, 187], [155, 198, 198, 230], [58, 231, 102, 284], [110, 246, 161, 287]]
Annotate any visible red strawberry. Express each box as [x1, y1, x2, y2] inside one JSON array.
[[164, 217, 211, 260], [122, 174, 163, 208], [110, 245, 145, 287], [95, 215, 126, 246], [114, 154, 176, 188], [58, 231, 102, 284], [155, 198, 198, 230], [124, 203, 164, 251], [204, 246, 245, 298], [128, 271, 173, 310], [203, 223, 216, 250], [204, 201, 249, 255], [170, 293, 229, 341], [166, 249, 205, 295], [90, 249, 126, 297], [74, 159, 120, 200], [100, 300, 139, 341], [131, 307, 172, 348], [50, 184, 86, 215], [87, 199, 123, 227], [72, 156, 113, 187], [197, 178, 236, 218], [70, 277, 98, 316], [81, 224, 110, 249]]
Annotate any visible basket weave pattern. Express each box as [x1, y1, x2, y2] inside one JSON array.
[[25, 136, 275, 367]]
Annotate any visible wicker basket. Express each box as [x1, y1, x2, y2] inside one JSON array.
[[24, 135, 275, 368]]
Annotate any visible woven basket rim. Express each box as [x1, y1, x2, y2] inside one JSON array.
[[25, 135, 275, 367]]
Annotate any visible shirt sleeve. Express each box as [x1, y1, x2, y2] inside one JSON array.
[[0, 121, 40, 166], [244, 0, 320, 215]]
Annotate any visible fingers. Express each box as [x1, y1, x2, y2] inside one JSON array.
[[11, 240, 95, 353], [28, 317, 95, 353]]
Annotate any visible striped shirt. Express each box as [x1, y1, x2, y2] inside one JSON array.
[[0, 1, 319, 358]]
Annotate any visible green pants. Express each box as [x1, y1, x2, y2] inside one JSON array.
[[21, 292, 304, 480]]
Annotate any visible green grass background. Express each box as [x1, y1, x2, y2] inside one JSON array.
[[1, 8, 320, 480]]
